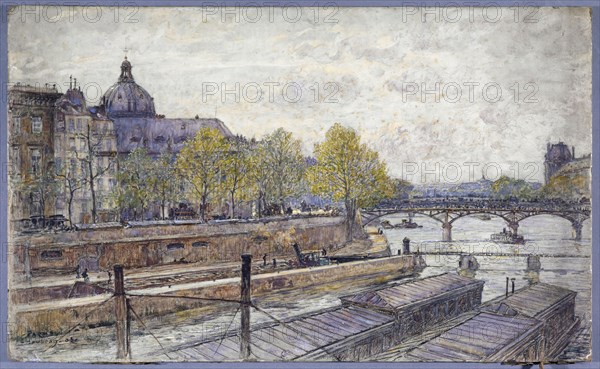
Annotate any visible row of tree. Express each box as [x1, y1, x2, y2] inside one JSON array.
[[115, 124, 395, 241]]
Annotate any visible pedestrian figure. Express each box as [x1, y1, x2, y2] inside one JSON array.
[[321, 248, 327, 257], [263, 253, 268, 267], [75, 264, 81, 279], [272, 258, 277, 267], [107, 271, 112, 284], [82, 268, 89, 283]]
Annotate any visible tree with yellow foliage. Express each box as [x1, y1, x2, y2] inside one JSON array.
[[308, 123, 394, 241], [176, 127, 228, 222]]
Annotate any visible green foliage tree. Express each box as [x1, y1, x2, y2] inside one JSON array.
[[149, 151, 181, 220], [116, 147, 153, 220], [262, 128, 306, 213], [222, 135, 253, 219], [308, 123, 394, 241], [176, 127, 228, 222], [247, 139, 272, 218], [541, 174, 588, 202], [491, 176, 536, 200]]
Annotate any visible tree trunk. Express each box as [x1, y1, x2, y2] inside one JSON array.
[[230, 191, 236, 219], [344, 198, 357, 242], [89, 165, 97, 223], [200, 194, 207, 222], [68, 194, 74, 227]]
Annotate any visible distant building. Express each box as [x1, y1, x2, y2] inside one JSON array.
[[8, 84, 63, 220], [8, 57, 234, 227], [97, 57, 232, 158], [53, 79, 118, 223], [544, 142, 590, 184]]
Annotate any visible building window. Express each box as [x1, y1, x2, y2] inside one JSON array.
[[69, 118, 75, 132], [32, 117, 42, 133], [11, 146, 20, 175], [79, 139, 86, 151], [41, 250, 63, 260], [30, 148, 41, 175], [192, 241, 209, 248], [13, 116, 21, 133], [109, 178, 116, 190], [167, 243, 184, 251], [77, 118, 82, 131], [69, 138, 76, 150], [82, 202, 88, 213]]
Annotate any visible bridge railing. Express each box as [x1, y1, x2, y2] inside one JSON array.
[[369, 199, 590, 213]]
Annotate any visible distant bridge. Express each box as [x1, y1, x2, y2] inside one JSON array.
[[361, 199, 590, 241]]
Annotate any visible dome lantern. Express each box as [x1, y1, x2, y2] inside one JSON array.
[[102, 57, 156, 119]]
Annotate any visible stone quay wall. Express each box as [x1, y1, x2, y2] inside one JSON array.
[[10, 216, 347, 275]]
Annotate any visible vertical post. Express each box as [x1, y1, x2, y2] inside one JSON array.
[[240, 254, 252, 360], [442, 212, 452, 242], [505, 277, 509, 297], [572, 220, 583, 241], [402, 237, 411, 254], [511, 278, 516, 294], [114, 265, 129, 360]]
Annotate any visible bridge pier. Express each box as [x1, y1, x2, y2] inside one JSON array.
[[442, 222, 452, 242], [572, 221, 583, 241], [508, 221, 519, 235]]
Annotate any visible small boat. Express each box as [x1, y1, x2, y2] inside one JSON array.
[[380, 218, 422, 229], [491, 230, 525, 244], [475, 214, 492, 221]]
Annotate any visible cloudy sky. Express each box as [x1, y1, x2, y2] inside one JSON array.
[[8, 6, 592, 183]]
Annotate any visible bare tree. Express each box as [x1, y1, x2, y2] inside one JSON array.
[[77, 121, 116, 223]]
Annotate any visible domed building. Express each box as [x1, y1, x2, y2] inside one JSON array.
[[101, 57, 156, 119], [96, 57, 232, 158]]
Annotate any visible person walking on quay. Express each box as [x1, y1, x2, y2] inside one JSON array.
[[75, 264, 81, 279], [107, 270, 112, 284], [82, 268, 89, 283], [263, 253, 268, 267]]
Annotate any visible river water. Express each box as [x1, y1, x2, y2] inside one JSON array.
[[382, 213, 592, 361], [11, 214, 592, 362], [383, 213, 592, 330]]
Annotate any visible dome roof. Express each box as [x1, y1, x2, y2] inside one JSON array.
[[102, 57, 156, 119]]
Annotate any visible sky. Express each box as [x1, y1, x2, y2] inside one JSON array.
[[8, 6, 593, 183]]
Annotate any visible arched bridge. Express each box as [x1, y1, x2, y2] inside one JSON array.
[[362, 199, 590, 241]]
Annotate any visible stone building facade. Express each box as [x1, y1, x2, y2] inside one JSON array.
[[8, 57, 233, 228]]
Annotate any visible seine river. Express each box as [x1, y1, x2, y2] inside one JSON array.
[[384, 214, 592, 320]]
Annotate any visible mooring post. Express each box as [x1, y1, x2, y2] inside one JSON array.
[[511, 278, 516, 294], [114, 265, 130, 360], [505, 277, 509, 297], [240, 254, 252, 360]]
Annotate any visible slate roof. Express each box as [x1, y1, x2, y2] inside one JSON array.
[[402, 312, 541, 362], [113, 117, 233, 155], [340, 273, 484, 311], [169, 305, 393, 361], [484, 283, 575, 318]]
